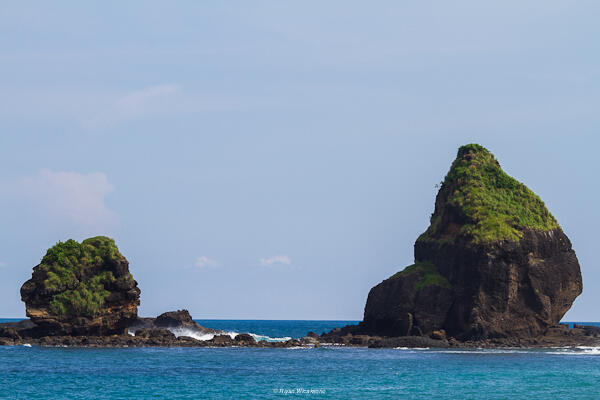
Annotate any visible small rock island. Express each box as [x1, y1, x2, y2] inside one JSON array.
[[2, 237, 305, 347], [1, 144, 598, 349], [20, 236, 141, 336]]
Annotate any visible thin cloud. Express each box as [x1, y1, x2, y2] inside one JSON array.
[[115, 84, 180, 117], [0, 262, 5, 268], [195, 256, 218, 269], [16, 169, 118, 230], [259, 255, 291, 267], [83, 83, 181, 129]]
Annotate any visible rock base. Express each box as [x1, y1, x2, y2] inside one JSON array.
[[318, 323, 600, 348], [2, 318, 598, 349], [0, 330, 306, 348]]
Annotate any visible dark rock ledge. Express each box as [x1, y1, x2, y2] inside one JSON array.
[[0, 310, 310, 348], [1, 315, 599, 349], [316, 323, 600, 349]]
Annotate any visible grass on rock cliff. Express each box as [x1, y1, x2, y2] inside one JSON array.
[[391, 262, 452, 290], [419, 144, 559, 243], [39, 236, 131, 317]]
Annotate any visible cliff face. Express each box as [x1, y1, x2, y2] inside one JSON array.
[[20, 236, 140, 336], [362, 144, 582, 339]]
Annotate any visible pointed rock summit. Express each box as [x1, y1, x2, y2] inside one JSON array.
[[361, 144, 582, 339]]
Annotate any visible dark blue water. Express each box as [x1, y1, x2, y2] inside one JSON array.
[[1, 320, 600, 399], [194, 319, 359, 340]]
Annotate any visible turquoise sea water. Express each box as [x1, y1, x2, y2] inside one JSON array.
[[193, 320, 359, 340], [1, 319, 600, 399]]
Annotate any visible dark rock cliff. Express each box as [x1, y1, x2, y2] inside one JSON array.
[[361, 144, 582, 340], [20, 236, 140, 336]]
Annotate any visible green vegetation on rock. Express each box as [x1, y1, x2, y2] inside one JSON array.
[[391, 261, 452, 290], [39, 236, 127, 317], [419, 144, 559, 243], [48, 271, 114, 316]]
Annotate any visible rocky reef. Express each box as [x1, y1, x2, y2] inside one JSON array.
[[20, 236, 141, 336], [359, 144, 582, 340], [316, 323, 600, 349], [0, 309, 310, 348], [7, 237, 308, 348], [128, 309, 217, 337]]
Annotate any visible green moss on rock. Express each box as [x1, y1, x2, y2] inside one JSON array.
[[391, 261, 452, 290], [39, 236, 124, 317], [419, 144, 559, 243]]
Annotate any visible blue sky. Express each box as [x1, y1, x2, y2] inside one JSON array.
[[1, 1, 599, 320]]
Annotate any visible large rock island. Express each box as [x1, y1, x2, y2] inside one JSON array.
[[329, 144, 584, 344]]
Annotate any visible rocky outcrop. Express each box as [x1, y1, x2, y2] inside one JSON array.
[[0, 316, 301, 348], [128, 309, 217, 338], [1, 317, 599, 348], [314, 323, 600, 348], [20, 236, 140, 336], [155, 310, 201, 328], [360, 144, 582, 340]]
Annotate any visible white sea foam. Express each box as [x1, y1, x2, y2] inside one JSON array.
[[23, 343, 31, 347], [165, 327, 291, 343], [167, 327, 237, 341], [543, 346, 600, 355], [389, 346, 600, 355], [394, 347, 429, 350], [250, 333, 292, 342], [127, 326, 292, 343], [436, 349, 526, 354]]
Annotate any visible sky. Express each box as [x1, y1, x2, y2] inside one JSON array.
[[1, 1, 599, 320]]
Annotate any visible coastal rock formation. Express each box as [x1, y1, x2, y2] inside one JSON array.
[[128, 309, 217, 338], [20, 236, 141, 336], [0, 309, 301, 348], [361, 144, 582, 339], [155, 310, 200, 328]]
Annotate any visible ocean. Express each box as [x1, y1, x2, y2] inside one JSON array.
[[1, 319, 599, 399]]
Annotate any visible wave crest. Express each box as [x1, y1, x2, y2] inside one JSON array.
[[161, 327, 291, 342]]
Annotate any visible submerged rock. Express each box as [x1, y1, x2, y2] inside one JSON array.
[[361, 144, 582, 340], [234, 333, 257, 345], [20, 236, 141, 336]]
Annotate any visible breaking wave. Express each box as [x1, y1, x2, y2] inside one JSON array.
[[393, 347, 430, 350], [544, 346, 600, 355], [249, 334, 292, 342], [167, 327, 237, 341], [127, 327, 292, 342]]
